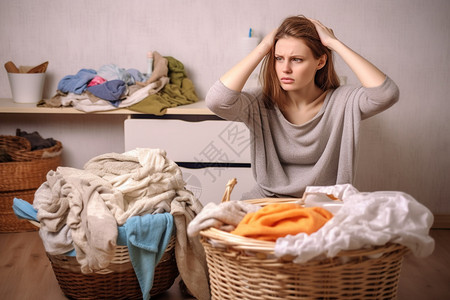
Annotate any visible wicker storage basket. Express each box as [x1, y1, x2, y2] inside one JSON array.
[[30, 219, 179, 299], [0, 135, 62, 232], [11, 140, 62, 161], [199, 179, 409, 300], [0, 189, 37, 232]]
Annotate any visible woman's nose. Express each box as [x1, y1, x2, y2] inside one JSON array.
[[282, 62, 292, 73]]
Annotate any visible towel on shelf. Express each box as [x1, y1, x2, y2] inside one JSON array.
[[96, 64, 135, 85], [41, 77, 169, 112], [125, 213, 174, 300], [136, 51, 168, 87], [57, 68, 97, 94], [231, 203, 333, 241], [129, 56, 198, 115], [86, 79, 127, 105]]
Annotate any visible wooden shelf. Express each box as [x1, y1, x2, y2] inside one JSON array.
[[0, 98, 213, 115]]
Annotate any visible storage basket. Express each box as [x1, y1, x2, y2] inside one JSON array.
[[0, 135, 62, 232], [0, 157, 61, 192], [199, 179, 409, 300], [12, 140, 62, 161], [0, 189, 37, 232], [30, 220, 179, 299], [0, 135, 63, 161], [0, 135, 30, 158]]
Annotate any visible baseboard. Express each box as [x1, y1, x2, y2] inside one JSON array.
[[432, 215, 450, 229]]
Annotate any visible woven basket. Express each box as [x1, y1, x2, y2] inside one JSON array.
[[0, 189, 37, 232], [12, 140, 62, 161], [200, 179, 409, 300], [0, 135, 63, 162], [0, 136, 62, 232], [0, 135, 30, 157], [0, 157, 61, 192], [31, 219, 179, 299]]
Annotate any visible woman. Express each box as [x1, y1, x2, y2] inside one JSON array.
[[205, 15, 399, 199]]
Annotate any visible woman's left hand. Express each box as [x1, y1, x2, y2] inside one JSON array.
[[309, 18, 338, 49]]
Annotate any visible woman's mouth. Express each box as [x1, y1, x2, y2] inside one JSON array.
[[280, 77, 294, 84]]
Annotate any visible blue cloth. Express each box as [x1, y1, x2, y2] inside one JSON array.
[[125, 213, 174, 300], [12, 198, 37, 221], [57, 68, 97, 94], [97, 64, 135, 85], [127, 68, 149, 82], [86, 79, 126, 106]]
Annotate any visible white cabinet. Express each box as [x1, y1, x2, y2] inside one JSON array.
[[124, 117, 255, 205]]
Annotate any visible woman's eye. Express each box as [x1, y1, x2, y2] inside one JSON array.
[[292, 58, 303, 62], [275, 56, 283, 61]]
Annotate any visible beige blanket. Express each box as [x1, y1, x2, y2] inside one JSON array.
[[34, 148, 210, 300], [35, 167, 119, 273], [84, 148, 210, 300]]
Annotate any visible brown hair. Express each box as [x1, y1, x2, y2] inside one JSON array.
[[260, 15, 340, 109]]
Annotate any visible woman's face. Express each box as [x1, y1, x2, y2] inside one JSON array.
[[274, 36, 325, 92]]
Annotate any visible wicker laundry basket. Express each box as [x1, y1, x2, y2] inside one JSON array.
[[30, 221, 179, 299], [0, 135, 62, 232], [200, 179, 409, 300]]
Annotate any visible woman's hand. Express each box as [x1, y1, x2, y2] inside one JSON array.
[[220, 28, 278, 91], [309, 18, 339, 50], [309, 18, 386, 87], [259, 28, 278, 54]]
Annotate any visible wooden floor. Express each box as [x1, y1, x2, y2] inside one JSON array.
[[0, 229, 449, 300]]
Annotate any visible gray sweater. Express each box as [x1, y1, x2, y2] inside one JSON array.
[[205, 77, 399, 199]]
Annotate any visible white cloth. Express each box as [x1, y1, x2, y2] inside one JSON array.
[[275, 185, 435, 263], [187, 200, 261, 237], [84, 148, 185, 225]]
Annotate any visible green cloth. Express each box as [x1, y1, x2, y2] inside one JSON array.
[[129, 56, 198, 115]]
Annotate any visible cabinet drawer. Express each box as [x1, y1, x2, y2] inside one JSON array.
[[124, 118, 251, 163]]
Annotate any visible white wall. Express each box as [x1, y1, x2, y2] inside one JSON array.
[[1, 0, 449, 214]]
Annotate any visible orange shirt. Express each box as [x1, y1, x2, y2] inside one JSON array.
[[231, 203, 333, 241]]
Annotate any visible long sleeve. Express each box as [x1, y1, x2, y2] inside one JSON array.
[[205, 80, 262, 124], [358, 76, 400, 119]]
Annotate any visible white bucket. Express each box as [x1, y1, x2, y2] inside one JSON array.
[[7, 72, 46, 104]]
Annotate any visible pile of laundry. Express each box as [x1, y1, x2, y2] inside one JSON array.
[[38, 51, 198, 115], [188, 184, 436, 263], [13, 148, 210, 300]]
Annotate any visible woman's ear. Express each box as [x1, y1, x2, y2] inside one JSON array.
[[317, 54, 327, 70]]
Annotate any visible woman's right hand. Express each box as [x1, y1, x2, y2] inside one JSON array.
[[259, 28, 278, 54]]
